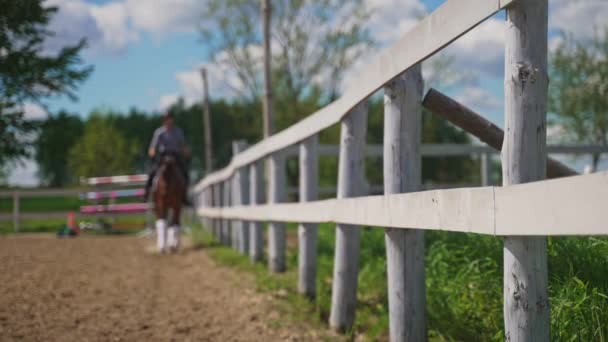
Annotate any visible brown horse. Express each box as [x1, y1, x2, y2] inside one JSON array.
[[152, 153, 186, 253]]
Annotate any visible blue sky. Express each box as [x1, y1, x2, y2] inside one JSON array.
[[10, 0, 608, 185], [40, 0, 477, 118]]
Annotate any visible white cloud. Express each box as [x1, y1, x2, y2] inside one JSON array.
[[124, 0, 203, 34], [7, 159, 40, 187], [158, 93, 180, 110], [23, 103, 48, 120], [45, 0, 105, 53], [455, 86, 502, 112], [367, 0, 426, 45], [158, 58, 248, 109], [446, 18, 505, 78], [45, 0, 207, 55], [45, 0, 134, 54], [90, 2, 138, 53], [550, 0, 608, 40]]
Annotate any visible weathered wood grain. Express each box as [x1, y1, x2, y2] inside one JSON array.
[[502, 0, 550, 340], [231, 141, 249, 254], [298, 135, 319, 299], [384, 66, 426, 342], [197, 172, 608, 237], [249, 160, 264, 263], [330, 102, 368, 331], [268, 151, 287, 272]]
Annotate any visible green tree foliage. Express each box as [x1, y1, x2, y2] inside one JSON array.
[[68, 115, 138, 178], [35, 111, 83, 186], [108, 108, 158, 172], [550, 30, 608, 169], [0, 0, 92, 164]]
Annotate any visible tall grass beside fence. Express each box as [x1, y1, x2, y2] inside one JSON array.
[[192, 223, 608, 341]]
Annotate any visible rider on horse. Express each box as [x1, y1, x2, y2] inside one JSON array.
[[144, 110, 191, 205]]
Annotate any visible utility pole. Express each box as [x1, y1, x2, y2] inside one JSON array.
[[200, 68, 213, 173], [261, 0, 273, 138]]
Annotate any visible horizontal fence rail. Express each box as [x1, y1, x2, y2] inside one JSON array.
[[197, 172, 608, 236]]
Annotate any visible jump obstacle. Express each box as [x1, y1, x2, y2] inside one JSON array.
[[78, 174, 151, 230]]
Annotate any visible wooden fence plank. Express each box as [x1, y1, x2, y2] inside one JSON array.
[[329, 101, 368, 331], [232, 141, 249, 254], [196, 172, 608, 236], [212, 184, 220, 238], [502, 0, 550, 340], [13, 192, 19, 233], [384, 66, 426, 341], [268, 151, 287, 272], [249, 160, 264, 262], [222, 181, 231, 246], [298, 134, 319, 299], [422, 88, 577, 178]]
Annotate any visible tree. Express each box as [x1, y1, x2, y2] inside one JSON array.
[[35, 111, 83, 186], [200, 0, 373, 127], [0, 0, 92, 164], [68, 115, 138, 178], [550, 30, 608, 170]]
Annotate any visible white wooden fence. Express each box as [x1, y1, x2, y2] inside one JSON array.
[[190, 0, 607, 340]]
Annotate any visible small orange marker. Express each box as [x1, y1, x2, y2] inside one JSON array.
[[67, 212, 79, 235]]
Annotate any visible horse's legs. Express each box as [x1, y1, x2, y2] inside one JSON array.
[[167, 204, 182, 251], [155, 205, 168, 253]]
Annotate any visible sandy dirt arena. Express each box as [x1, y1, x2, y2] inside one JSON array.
[[0, 234, 332, 342]]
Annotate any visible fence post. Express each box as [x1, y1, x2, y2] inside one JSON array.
[[13, 191, 20, 233], [230, 173, 239, 250], [249, 160, 264, 262], [383, 66, 425, 341], [205, 188, 212, 232], [222, 180, 232, 246], [481, 152, 492, 186], [268, 150, 287, 272], [212, 183, 220, 240], [503, 0, 550, 341], [329, 101, 368, 331], [298, 134, 319, 299], [232, 141, 250, 254], [198, 188, 205, 230]]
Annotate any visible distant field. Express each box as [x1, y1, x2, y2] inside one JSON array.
[[0, 196, 140, 213], [0, 196, 84, 213], [0, 215, 148, 235]]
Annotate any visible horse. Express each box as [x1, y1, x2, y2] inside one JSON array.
[[152, 152, 186, 253]]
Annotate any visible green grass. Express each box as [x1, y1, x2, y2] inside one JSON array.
[[0, 195, 149, 235], [0, 196, 84, 212], [1, 215, 148, 235], [0, 195, 144, 213], [191, 223, 608, 341], [0, 218, 67, 234]]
